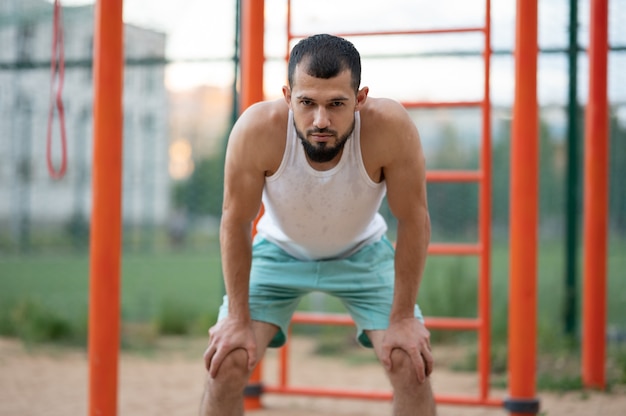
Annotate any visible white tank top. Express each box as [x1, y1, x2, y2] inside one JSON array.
[[256, 110, 388, 260]]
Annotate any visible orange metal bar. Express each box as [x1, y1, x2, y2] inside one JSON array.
[[296, 27, 485, 39], [291, 312, 481, 331], [292, 312, 354, 326], [241, 0, 266, 411], [264, 385, 503, 407], [240, 0, 265, 114], [582, 0, 609, 390], [425, 317, 481, 331], [285, 0, 293, 61], [478, 0, 493, 401], [279, 330, 290, 387], [426, 170, 482, 182], [507, 0, 539, 414], [265, 385, 393, 400], [403, 100, 483, 109], [87, 1, 124, 415], [428, 243, 481, 255]]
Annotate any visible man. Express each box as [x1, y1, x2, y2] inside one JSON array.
[[201, 34, 434, 416]]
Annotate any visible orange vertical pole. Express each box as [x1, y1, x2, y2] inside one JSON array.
[[505, 0, 540, 415], [241, 0, 265, 411], [240, 0, 265, 114], [478, 0, 492, 401], [286, 0, 293, 61], [279, 327, 291, 387], [87, 1, 124, 415], [582, 0, 609, 390]]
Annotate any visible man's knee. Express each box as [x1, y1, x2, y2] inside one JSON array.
[[388, 348, 434, 397], [201, 349, 252, 415], [383, 349, 436, 415], [207, 348, 250, 388], [387, 348, 423, 386]]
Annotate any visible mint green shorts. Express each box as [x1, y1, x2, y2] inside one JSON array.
[[218, 236, 423, 348]]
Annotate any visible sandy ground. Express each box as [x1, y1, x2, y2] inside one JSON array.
[[0, 336, 624, 416]]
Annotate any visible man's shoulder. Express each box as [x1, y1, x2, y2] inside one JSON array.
[[361, 96, 406, 114], [360, 97, 411, 128], [240, 99, 289, 129], [358, 96, 422, 170], [230, 99, 289, 173], [360, 97, 414, 137]]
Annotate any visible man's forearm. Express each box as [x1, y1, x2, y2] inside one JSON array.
[[390, 210, 431, 321], [219, 218, 253, 320]]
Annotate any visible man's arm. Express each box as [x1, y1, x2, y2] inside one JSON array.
[[220, 116, 265, 322], [376, 99, 432, 381], [204, 102, 280, 377]]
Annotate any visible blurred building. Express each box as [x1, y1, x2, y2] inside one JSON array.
[[0, 0, 169, 248], [168, 85, 232, 166]]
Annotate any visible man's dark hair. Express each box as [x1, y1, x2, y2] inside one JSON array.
[[287, 34, 361, 93]]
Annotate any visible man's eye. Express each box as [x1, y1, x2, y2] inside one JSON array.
[[301, 100, 312, 106], [331, 101, 344, 107]]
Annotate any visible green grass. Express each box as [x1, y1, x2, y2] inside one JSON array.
[[0, 251, 224, 345], [1, 238, 625, 387]]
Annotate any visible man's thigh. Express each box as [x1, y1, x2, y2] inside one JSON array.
[[252, 321, 281, 360]]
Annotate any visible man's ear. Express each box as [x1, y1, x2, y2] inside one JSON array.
[[355, 86, 369, 111], [282, 85, 292, 109]]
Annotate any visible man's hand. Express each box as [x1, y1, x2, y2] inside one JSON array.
[[203, 316, 257, 378], [381, 317, 433, 383]]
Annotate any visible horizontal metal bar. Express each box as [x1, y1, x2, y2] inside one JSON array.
[[291, 312, 353, 326], [293, 27, 486, 39], [264, 385, 392, 400], [436, 395, 504, 407], [263, 385, 504, 407], [424, 317, 481, 330], [428, 243, 482, 255], [403, 100, 484, 109], [426, 170, 483, 182], [291, 313, 481, 331]]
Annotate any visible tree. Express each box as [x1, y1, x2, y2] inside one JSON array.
[[173, 155, 224, 218]]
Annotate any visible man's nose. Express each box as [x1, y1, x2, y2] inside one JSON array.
[[313, 107, 330, 129]]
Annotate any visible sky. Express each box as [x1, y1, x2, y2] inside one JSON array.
[[58, 0, 625, 106], [123, 0, 515, 99]]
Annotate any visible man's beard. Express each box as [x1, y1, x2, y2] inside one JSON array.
[[295, 121, 354, 163]]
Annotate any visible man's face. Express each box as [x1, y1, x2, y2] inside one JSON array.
[[283, 65, 367, 164]]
